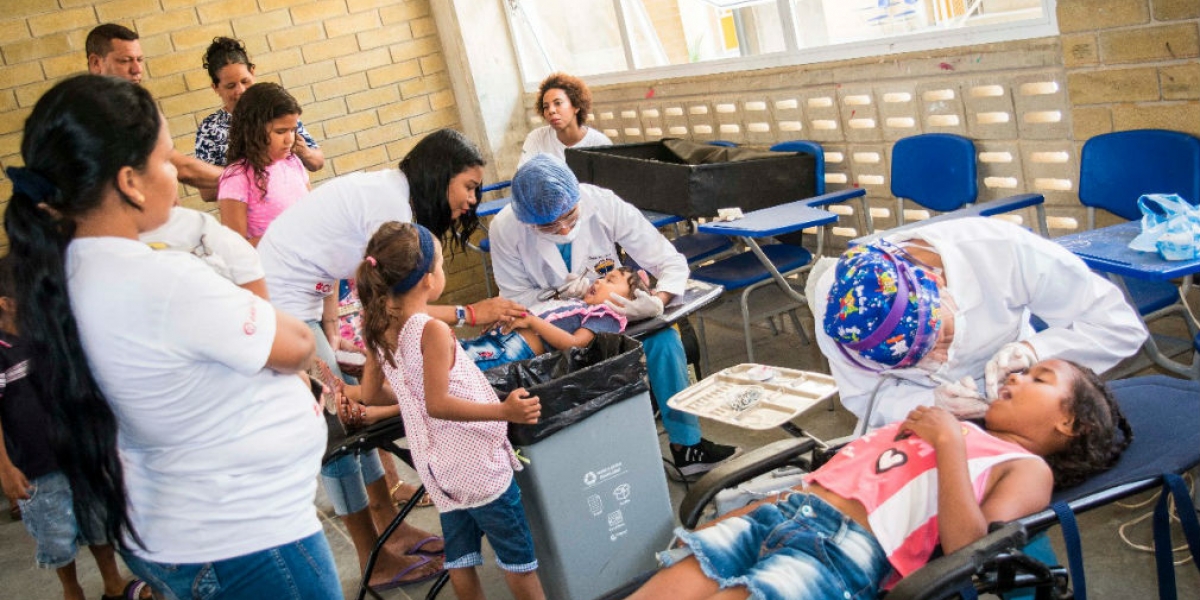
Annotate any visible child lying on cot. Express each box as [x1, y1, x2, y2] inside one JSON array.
[[460, 266, 652, 371], [626, 359, 1131, 600]]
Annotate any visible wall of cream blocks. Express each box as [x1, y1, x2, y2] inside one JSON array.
[[565, 39, 1080, 239]]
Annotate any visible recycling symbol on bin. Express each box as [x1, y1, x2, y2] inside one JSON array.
[[613, 484, 631, 502]]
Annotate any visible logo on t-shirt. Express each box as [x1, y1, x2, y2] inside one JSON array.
[[314, 281, 333, 295], [243, 302, 258, 336]]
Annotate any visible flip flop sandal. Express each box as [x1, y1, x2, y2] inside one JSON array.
[[369, 554, 445, 591], [101, 579, 151, 600], [406, 535, 445, 556]]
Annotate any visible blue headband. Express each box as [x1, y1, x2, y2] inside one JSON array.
[[5, 166, 57, 201], [391, 224, 436, 294]]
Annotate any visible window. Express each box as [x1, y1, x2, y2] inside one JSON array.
[[505, 0, 1056, 87]]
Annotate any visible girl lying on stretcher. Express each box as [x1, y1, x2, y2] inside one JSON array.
[[626, 358, 1130, 600], [459, 266, 652, 371]]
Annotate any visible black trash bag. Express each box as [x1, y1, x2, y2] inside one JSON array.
[[485, 333, 648, 446]]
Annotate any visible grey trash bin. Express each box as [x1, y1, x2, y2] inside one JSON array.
[[487, 334, 674, 600]]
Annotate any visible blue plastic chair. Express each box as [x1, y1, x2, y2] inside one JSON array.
[[1077, 129, 1200, 375], [850, 133, 1048, 240]]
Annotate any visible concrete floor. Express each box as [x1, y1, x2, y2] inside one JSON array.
[[2, 290, 1198, 599]]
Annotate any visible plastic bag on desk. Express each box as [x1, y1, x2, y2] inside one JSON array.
[[1127, 193, 1200, 261], [484, 334, 648, 446]]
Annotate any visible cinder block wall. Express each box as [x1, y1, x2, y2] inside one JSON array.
[[0, 0, 487, 303]]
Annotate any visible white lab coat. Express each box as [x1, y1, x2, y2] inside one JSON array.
[[812, 217, 1148, 428], [490, 184, 689, 308]]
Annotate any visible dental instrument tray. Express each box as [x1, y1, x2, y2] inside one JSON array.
[[667, 364, 838, 430]]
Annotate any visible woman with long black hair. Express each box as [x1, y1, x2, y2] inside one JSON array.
[[4, 74, 339, 599], [255, 127, 525, 588]]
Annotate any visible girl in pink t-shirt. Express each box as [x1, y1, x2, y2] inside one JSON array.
[[217, 82, 309, 246]]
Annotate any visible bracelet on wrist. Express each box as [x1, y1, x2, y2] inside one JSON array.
[[454, 305, 467, 328], [466, 304, 477, 326]]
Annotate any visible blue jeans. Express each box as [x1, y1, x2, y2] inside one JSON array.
[[18, 471, 110, 569], [661, 492, 891, 600], [122, 531, 341, 600], [460, 328, 536, 372], [439, 478, 538, 573], [307, 320, 386, 516], [643, 327, 701, 445]]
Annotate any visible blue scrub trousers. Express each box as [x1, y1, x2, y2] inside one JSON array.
[[643, 326, 701, 446]]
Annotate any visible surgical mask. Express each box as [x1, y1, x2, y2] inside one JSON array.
[[539, 225, 580, 244]]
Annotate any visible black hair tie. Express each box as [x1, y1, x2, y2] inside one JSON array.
[[5, 166, 57, 202]]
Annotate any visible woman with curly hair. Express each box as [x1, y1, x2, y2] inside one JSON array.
[[518, 72, 612, 167]]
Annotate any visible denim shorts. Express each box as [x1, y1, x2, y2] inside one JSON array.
[[439, 478, 538, 573], [122, 531, 340, 600], [18, 471, 110, 569], [319, 450, 385, 516], [659, 492, 892, 600], [459, 329, 535, 372]]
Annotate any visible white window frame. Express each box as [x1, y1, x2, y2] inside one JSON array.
[[505, 0, 1059, 89]]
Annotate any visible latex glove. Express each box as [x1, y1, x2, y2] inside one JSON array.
[[933, 376, 990, 420], [605, 289, 664, 321], [556, 273, 591, 299], [984, 342, 1038, 400]]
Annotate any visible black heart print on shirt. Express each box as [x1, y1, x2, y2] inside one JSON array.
[[876, 449, 908, 473]]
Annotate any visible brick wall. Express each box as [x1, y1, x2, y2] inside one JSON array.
[[1058, 0, 1200, 139], [0, 0, 487, 303]]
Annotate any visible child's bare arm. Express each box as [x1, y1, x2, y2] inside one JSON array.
[[355, 352, 397, 406], [218, 199, 249, 242], [422, 319, 539, 423], [513, 314, 596, 352], [902, 406, 1053, 555]]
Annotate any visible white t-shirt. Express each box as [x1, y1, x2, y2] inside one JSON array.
[[66, 237, 325, 563], [257, 169, 414, 321], [139, 207, 264, 285], [517, 125, 612, 167]]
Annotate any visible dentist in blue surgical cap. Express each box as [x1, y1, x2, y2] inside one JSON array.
[[488, 155, 740, 477]]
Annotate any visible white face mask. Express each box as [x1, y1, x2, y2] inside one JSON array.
[[539, 225, 580, 244]]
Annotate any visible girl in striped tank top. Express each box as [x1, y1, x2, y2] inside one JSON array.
[[628, 359, 1130, 600]]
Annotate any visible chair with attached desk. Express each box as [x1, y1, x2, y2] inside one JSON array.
[[598, 374, 1200, 600], [322, 410, 449, 600], [860, 133, 1049, 239], [1069, 129, 1200, 377], [690, 190, 863, 367], [685, 139, 867, 366]]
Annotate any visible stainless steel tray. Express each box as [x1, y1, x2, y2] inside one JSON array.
[[667, 364, 838, 430]]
